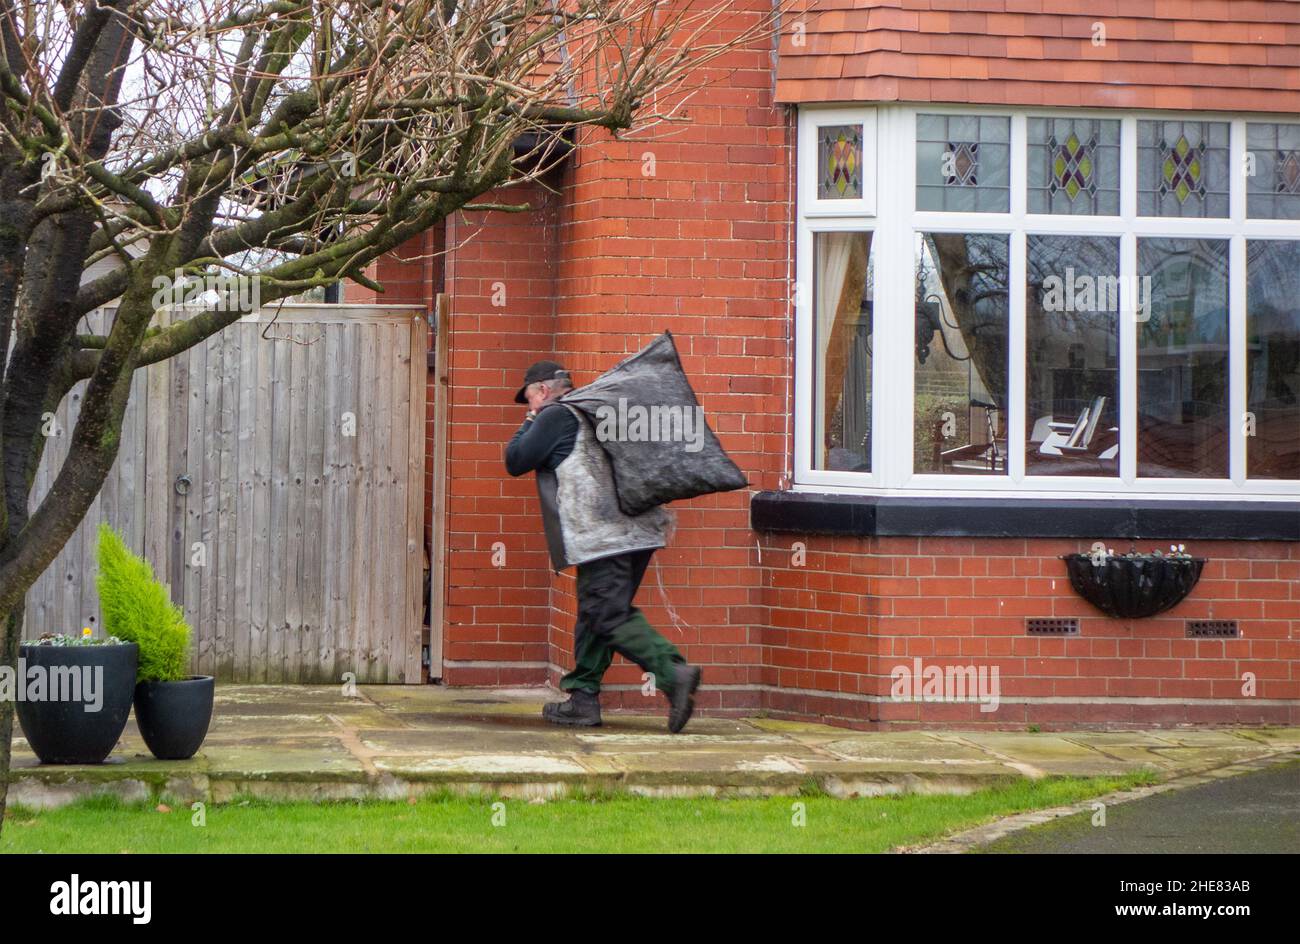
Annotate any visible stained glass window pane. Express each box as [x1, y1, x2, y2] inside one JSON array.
[[1137, 120, 1229, 218], [1137, 239, 1230, 478], [1246, 240, 1300, 479], [817, 124, 863, 200], [916, 114, 1010, 212], [1247, 123, 1300, 220], [1027, 118, 1120, 215]]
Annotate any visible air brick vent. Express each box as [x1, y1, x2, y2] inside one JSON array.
[[1026, 618, 1080, 636], [1186, 620, 1240, 638]]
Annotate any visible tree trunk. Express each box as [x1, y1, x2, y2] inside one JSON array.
[[0, 610, 18, 833]]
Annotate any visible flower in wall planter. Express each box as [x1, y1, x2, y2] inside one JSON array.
[[1062, 544, 1206, 620], [96, 524, 213, 760], [15, 629, 138, 764]]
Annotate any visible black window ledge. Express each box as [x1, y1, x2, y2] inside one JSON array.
[[750, 491, 1300, 542]]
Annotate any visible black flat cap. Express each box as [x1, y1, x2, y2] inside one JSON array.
[[514, 360, 567, 403]]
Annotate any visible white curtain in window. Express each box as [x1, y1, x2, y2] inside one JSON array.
[[816, 232, 854, 368], [815, 232, 855, 460]]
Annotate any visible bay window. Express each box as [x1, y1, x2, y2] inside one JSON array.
[[796, 105, 1300, 499]]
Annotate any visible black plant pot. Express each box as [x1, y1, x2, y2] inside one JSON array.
[[16, 642, 138, 764], [133, 676, 214, 760], [1063, 554, 1206, 619]]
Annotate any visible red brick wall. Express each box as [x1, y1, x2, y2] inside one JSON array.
[[758, 534, 1300, 730], [438, 182, 564, 685], [347, 226, 441, 309], [540, 2, 790, 710]]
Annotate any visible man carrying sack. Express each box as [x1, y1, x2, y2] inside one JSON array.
[[505, 359, 702, 732]]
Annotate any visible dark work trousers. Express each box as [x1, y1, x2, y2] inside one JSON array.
[[559, 548, 686, 697]]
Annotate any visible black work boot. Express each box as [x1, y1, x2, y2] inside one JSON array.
[[667, 663, 702, 734], [542, 690, 602, 727]]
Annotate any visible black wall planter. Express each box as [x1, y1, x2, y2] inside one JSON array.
[[1063, 554, 1206, 619], [17, 642, 137, 764]]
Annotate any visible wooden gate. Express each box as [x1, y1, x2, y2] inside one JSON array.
[[24, 304, 427, 683]]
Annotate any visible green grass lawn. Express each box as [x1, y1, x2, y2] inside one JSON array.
[[1, 771, 1157, 853]]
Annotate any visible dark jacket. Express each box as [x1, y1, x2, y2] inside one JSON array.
[[505, 401, 669, 571]]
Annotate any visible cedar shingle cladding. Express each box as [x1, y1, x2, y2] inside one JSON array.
[[776, 0, 1300, 112]]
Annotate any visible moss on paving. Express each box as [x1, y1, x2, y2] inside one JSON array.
[[1, 771, 1157, 854]]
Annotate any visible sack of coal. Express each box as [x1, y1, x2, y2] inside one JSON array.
[[560, 332, 748, 516]]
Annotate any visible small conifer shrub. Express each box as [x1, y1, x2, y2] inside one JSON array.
[[96, 524, 191, 682]]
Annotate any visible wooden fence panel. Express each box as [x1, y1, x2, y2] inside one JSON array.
[[23, 304, 427, 683]]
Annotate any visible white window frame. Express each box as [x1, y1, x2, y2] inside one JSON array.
[[798, 106, 877, 217], [794, 103, 1300, 501]]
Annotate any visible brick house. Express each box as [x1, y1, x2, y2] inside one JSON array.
[[354, 0, 1300, 729]]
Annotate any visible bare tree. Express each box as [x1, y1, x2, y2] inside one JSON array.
[[0, 0, 783, 826]]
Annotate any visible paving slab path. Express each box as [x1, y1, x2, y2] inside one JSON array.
[[10, 685, 1300, 809]]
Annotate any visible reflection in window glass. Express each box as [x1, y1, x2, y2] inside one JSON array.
[[814, 232, 873, 471], [1137, 120, 1229, 218], [1137, 239, 1230, 478], [916, 115, 1010, 212], [1246, 123, 1300, 220], [1246, 240, 1300, 479], [1028, 118, 1120, 216], [914, 234, 1010, 475], [1025, 236, 1121, 477]]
